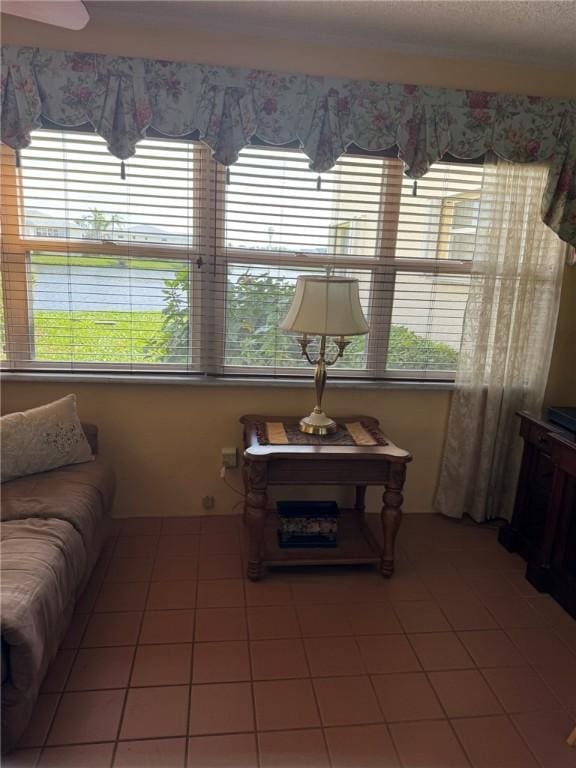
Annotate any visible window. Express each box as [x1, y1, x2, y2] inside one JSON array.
[[334, 222, 353, 257], [438, 192, 480, 261], [1, 133, 198, 369], [0, 130, 484, 379]]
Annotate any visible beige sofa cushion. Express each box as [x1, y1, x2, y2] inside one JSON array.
[[1, 456, 114, 553], [1, 517, 87, 750], [1, 395, 93, 483]]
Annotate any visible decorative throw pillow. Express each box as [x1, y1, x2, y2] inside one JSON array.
[[0, 395, 94, 483]]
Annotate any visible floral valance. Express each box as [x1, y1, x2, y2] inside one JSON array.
[[2, 45, 575, 246]]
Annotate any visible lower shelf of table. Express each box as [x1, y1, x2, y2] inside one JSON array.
[[261, 510, 382, 568]]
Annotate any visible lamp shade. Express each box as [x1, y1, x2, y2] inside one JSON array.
[[280, 276, 369, 336]]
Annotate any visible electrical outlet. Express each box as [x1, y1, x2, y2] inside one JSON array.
[[202, 495, 215, 510], [221, 446, 238, 469]]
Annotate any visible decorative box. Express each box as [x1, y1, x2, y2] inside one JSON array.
[[277, 500, 339, 548]]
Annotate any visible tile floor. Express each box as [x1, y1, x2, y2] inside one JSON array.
[[6, 513, 576, 768]]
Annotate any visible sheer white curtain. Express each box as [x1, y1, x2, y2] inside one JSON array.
[[435, 159, 567, 523]]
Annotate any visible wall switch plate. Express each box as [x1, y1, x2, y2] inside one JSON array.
[[221, 446, 238, 469]]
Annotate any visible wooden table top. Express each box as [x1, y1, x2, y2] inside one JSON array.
[[240, 414, 412, 463]]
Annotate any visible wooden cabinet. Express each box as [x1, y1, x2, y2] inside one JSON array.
[[545, 434, 576, 618], [499, 412, 576, 618], [498, 414, 562, 581]]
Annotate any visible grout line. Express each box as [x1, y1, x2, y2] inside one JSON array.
[[237, 516, 261, 768], [418, 665, 474, 767], [38, 536, 117, 759], [46, 682, 192, 694], [505, 713, 548, 768], [109, 525, 163, 767], [39, 733, 188, 750], [503, 626, 575, 722], [478, 664, 564, 715], [42, 660, 557, 693], [38, 738, 118, 757], [298, 620, 332, 765], [364, 652, 388, 732], [22, 517, 576, 766], [31, 694, 61, 757], [37, 709, 574, 749], [184, 520, 202, 768]]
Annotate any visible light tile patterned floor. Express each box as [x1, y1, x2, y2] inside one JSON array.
[[7, 513, 576, 767]]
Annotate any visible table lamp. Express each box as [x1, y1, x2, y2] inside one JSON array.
[[280, 276, 369, 435]]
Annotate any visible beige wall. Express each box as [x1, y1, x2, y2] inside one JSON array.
[[1, 12, 574, 519], [2, 13, 575, 98], [0, 382, 451, 517], [544, 265, 576, 408]]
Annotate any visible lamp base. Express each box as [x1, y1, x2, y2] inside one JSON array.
[[299, 410, 337, 436]]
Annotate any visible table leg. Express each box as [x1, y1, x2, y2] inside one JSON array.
[[380, 463, 406, 577], [241, 460, 249, 525], [354, 485, 367, 519], [244, 461, 268, 581]]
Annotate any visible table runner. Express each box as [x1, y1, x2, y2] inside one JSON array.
[[259, 420, 388, 446]]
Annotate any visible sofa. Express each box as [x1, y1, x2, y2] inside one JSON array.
[[0, 422, 115, 752]]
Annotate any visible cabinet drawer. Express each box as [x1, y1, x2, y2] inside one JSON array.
[[525, 421, 553, 452], [268, 459, 389, 485]]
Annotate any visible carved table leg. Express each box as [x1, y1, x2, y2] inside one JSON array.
[[380, 463, 406, 577], [244, 460, 268, 581], [241, 460, 249, 525], [354, 485, 367, 519]]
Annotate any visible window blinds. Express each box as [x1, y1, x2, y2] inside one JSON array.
[[1, 131, 202, 370], [219, 147, 479, 377], [0, 129, 484, 378]]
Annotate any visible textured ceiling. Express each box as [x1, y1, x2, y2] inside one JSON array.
[[83, 0, 576, 69]]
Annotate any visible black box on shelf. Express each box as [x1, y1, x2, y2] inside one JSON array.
[[277, 500, 339, 548]]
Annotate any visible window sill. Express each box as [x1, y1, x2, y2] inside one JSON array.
[[0, 371, 455, 391]]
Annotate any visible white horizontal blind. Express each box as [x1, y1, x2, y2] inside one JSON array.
[[218, 147, 481, 377], [0, 129, 484, 378], [1, 131, 203, 370]]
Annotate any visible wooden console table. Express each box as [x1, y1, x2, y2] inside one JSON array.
[[240, 414, 412, 581], [499, 411, 576, 619]]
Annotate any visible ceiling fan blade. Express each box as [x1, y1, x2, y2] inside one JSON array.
[[2, 0, 89, 30]]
